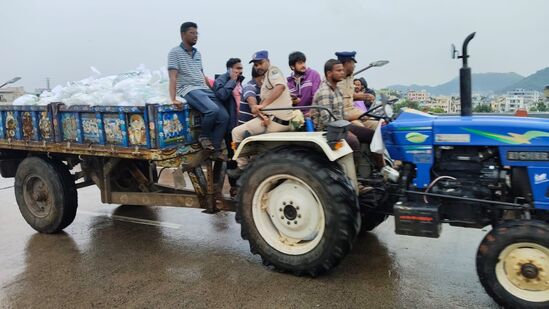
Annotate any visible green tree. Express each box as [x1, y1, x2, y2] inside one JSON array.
[[536, 101, 547, 112], [473, 104, 492, 113], [395, 100, 420, 112], [379, 88, 402, 98], [429, 107, 446, 114]]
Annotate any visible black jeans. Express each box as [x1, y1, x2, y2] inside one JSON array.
[[184, 89, 229, 150]]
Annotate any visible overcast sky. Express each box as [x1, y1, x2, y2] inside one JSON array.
[[1, 0, 547, 92]]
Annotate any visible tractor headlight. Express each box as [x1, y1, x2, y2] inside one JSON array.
[[326, 120, 350, 150]]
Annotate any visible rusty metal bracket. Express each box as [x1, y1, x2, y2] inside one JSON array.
[[101, 158, 121, 203], [212, 160, 226, 199], [204, 161, 217, 213], [127, 162, 151, 192], [188, 163, 217, 213]]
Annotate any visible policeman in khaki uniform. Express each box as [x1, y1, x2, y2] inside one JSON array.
[[336, 51, 378, 130], [336, 51, 385, 169], [229, 50, 292, 177]]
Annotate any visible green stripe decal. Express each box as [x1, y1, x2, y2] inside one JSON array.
[[462, 128, 549, 145]]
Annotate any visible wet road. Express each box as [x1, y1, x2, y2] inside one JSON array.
[[0, 176, 498, 308]]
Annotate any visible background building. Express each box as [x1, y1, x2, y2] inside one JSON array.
[[503, 88, 541, 111], [0, 87, 25, 103], [428, 96, 451, 113], [504, 96, 525, 111], [490, 97, 506, 112], [407, 90, 429, 103]]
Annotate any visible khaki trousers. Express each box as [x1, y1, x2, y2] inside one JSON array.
[[231, 117, 290, 168]]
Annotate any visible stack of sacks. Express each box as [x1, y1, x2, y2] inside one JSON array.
[[11, 94, 39, 105], [12, 65, 173, 106]]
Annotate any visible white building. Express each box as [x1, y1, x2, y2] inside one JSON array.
[[472, 93, 482, 107], [503, 89, 541, 111], [490, 97, 506, 112], [449, 97, 461, 114], [0, 87, 25, 103], [428, 96, 451, 113], [504, 96, 525, 112], [407, 90, 429, 103]]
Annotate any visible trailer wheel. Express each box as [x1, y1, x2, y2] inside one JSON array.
[[15, 157, 78, 233], [236, 148, 360, 276], [476, 220, 549, 308]]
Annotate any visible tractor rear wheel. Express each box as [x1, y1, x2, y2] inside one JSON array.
[[236, 148, 360, 276]]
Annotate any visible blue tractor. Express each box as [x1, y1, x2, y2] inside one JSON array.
[[381, 33, 548, 307], [234, 33, 548, 308]]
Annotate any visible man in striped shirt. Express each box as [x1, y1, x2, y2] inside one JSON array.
[[238, 67, 262, 125], [167, 21, 228, 153]]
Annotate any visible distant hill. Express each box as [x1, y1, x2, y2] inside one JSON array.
[[388, 72, 524, 96], [499, 67, 549, 93]]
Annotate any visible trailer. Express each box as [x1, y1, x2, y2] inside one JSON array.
[[0, 102, 236, 234]]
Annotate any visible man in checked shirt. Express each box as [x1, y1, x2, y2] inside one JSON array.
[[312, 59, 384, 177]]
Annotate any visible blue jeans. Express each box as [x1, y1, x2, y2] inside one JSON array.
[[184, 89, 229, 150]]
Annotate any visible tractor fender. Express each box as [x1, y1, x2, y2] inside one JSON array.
[[232, 132, 357, 193], [232, 132, 353, 162]]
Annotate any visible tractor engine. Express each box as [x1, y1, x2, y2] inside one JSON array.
[[429, 146, 510, 227]]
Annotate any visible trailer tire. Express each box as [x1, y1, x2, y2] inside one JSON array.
[[476, 220, 549, 308], [14, 157, 78, 233], [236, 148, 360, 276]]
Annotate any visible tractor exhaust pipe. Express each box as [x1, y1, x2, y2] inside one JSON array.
[[453, 32, 476, 117]]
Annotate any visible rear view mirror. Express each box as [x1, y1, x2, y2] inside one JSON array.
[[451, 44, 458, 59], [384, 104, 394, 118], [369, 60, 389, 67], [7, 77, 21, 84]]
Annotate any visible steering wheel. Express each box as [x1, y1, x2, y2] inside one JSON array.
[[358, 97, 397, 122]]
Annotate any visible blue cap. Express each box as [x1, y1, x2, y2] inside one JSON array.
[[335, 51, 357, 63], [249, 50, 269, 63]]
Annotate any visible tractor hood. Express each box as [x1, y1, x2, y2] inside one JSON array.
[[383, 109, 549, 147], [432, 115, 549, 146]]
